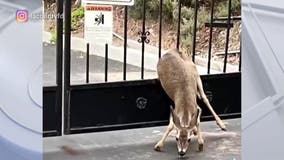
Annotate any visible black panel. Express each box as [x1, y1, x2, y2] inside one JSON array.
[[68, 79, 172, 133], [199, 72, 241, 120], [67, 73, 241, 134], [43, 86, 61, 137]]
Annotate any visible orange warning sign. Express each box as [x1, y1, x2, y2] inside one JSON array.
[[86, 5, 112, 11]]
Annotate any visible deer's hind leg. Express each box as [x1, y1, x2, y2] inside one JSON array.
[[196, 106, 204, 151], [196, 76, 227, 131], [154, 116, 174, 151]]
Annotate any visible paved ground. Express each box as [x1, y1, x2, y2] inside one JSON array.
[[44, 118, 240, 160]]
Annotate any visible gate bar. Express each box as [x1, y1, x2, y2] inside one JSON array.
[[55, 0, 63, 136], [105, 44, 109, 82], [239, 37, 242, 71], [223, 0, 232, 73], [123, 6, 128, 81], [63, 0, 72, 134], [86, 43, 90, 83], [192, 0, 198, 62], [176, 0, 182, 50], [141, 0, 146, 79], [207, 0, 215, 74], [158, 0, 163, 58]]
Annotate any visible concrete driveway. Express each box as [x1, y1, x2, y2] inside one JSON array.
[[44, 118, 241, 160]]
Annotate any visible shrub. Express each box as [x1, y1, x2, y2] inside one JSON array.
[[129, 0, 176, 23], [180, 6, 209, 53], [71, 7, 84, 30], [50, 28, 57, 44]]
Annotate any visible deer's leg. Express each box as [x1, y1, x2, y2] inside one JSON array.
[[192, 126, 198, 136], [197, 77, 227, 131], [196, 106, 204, 151], [196, 124, 204, 151], [154, 117, 174, 151]]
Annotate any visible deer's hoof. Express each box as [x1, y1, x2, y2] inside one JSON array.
[[217, 122, 227, 131], [220, 124, 227, 131], [154, 143, 163, 152], [198, 144, 204, 152], [154, 146, 162, 152]]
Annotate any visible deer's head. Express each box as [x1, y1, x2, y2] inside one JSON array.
[[170, 106, 199, 157]]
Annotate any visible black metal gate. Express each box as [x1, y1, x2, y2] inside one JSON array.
[[43, 0, 241, 136], [43, 0, 63, 137]]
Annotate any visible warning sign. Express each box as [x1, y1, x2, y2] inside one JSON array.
[[84, 0, 134, 6], [84, 5, 113, 44]]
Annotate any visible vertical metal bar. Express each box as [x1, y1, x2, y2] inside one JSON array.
[[123, 6, 128, 81], [207, 0, 215, 74], [176, 0, 182, 50], [63, 0, 72, 135], [192, 0, 198, 62], [55, 0, 63, 136], [223, 0, 232, 73], [105, 43, 108, 82], [86, 43, 90, 83], [158, 0, 163, 58], [239, 37, 242, 71], [141, 0, 146, 79]]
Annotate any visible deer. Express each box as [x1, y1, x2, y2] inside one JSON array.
[[154, 49, 227, 157]]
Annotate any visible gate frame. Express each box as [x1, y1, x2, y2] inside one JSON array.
[[43, 0, 241, 137], [43, 0, 63, 137]]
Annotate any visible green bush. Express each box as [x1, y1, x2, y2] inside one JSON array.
[[216, 0, 241, 17], [50, 28, 57, 44], [71, 7, 84, 30], [216, 1, 228, 17], [231, 0, 241, 15], [129, 0, 240, 21], [180, 6, 209, 53], [129, 0, 177, 22]]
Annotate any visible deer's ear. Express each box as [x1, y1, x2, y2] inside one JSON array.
[[170, 105, 182, 129]]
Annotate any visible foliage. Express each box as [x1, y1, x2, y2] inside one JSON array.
[[129, 0, 177, 22], [129, 0, 240, 21], [71, 7, 84, 30], [50, 28, 56, 44], [216, 0, 241, 17], [128, 0, 240, 53], [231, 0, 241, 15], [180, 6, 208, 51]]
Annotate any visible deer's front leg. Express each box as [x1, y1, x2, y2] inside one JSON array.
[[196, 124, 204, 151], [154, 118, 174, 152]]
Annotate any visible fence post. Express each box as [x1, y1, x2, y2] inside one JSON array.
[[63, 0, 72, 135], [207, 0, 215, 74], [86, 43, 90, 83], [223, 0, 232, 73], [192, 0, 199, 62]]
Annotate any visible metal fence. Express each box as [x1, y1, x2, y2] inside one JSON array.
[[81, 0, 241, 83], [43, 0, 241, 137]]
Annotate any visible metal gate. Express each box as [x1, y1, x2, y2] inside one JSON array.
[[43, 0, 63, 137], [43, 0, 241, 136]]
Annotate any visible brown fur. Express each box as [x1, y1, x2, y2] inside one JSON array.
[[154, 49, 226, 156], [157, 50, 198, 127]]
